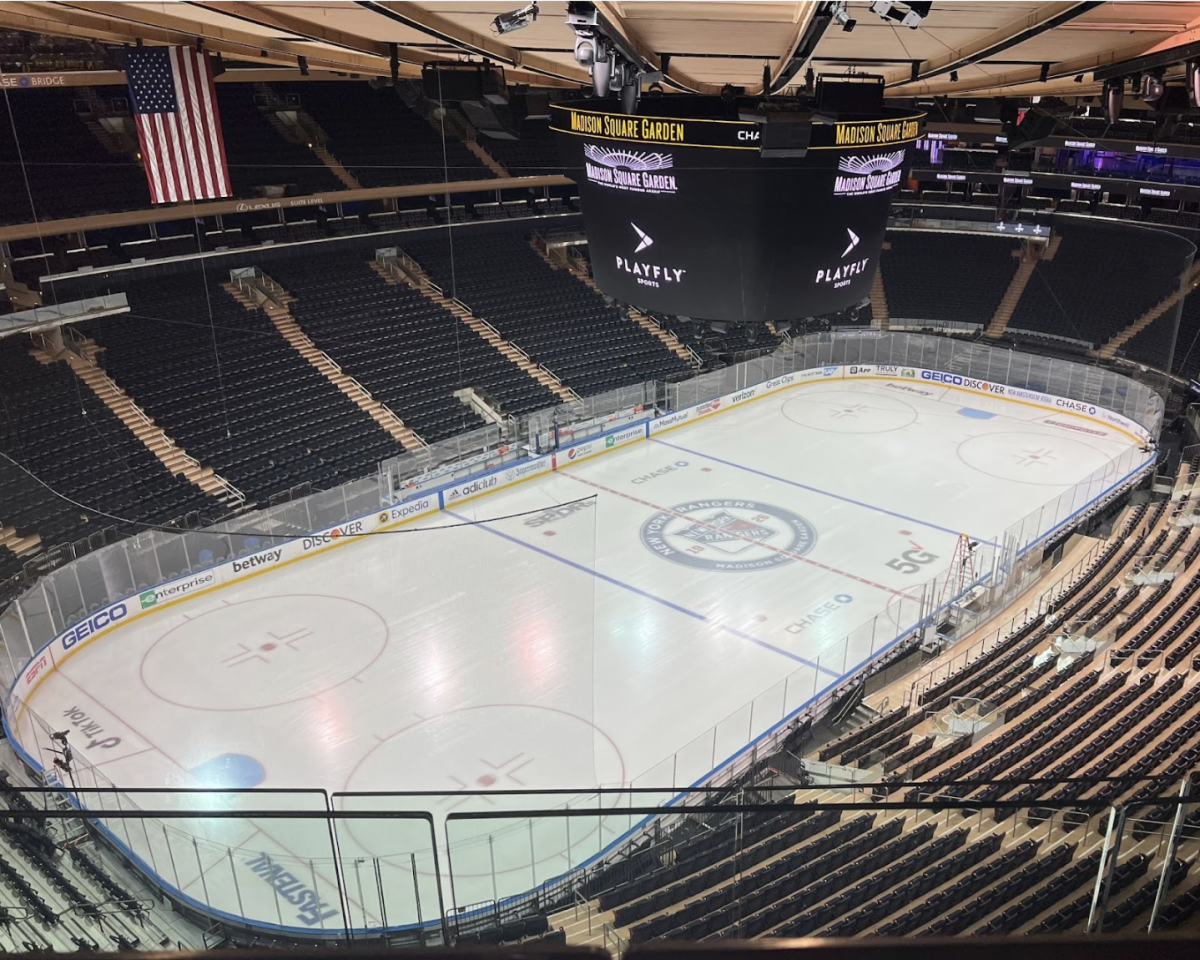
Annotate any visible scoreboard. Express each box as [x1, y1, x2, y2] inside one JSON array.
[[551, 97, 925, 324]]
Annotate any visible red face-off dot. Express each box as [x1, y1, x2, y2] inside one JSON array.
[[260, 643, 277, 651], [476, 774, 497, 787]]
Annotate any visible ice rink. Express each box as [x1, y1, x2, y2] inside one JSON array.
[[10, 376, 1150, 929]]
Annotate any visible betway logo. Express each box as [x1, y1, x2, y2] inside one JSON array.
[[302, 520, 364, 552], [232, 548, 283, 574]]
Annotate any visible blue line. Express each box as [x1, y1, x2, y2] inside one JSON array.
[[444, 509, 840, 677], [652, 437, 1004, 548]]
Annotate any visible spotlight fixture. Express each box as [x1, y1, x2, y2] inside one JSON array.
[[568, 3, 641, 101], [491, 2, 538, 36], [831, 2, 856, 32], [1141, 71, 1165, 105], [1189, 59, 1200, 107], [1103, 77, 1123, 124]]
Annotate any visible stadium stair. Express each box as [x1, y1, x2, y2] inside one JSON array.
[[529, 235, 703, 369], [984, 246, 1039, 339], [221, 278, 426, 451], [373, 255, 580, 403], [76, 87, 140, 160], [0, 526, 40, 560], [251, 82, 363, 190], [29, 334, 246, 509], [1093, 261, 1200, 360], [870, 254, 890, 330]]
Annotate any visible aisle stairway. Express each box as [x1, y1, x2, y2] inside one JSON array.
[[221, 279, 425, 451], [372, 257, 579, 403], [30, 336, 244, 508], [251, 82, 363, 190], [529, 236, 702, 368], [870, 257, 890, 330], [1093, 261, 1200, 360], [984, 250, 1038, 339]]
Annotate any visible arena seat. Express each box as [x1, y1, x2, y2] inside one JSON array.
[[881, 233, 1020, 326], [80, 277, 404, 503], [403, 231, 694, 394], [266, 251, 560, 439], [274, 82, 492, 188]]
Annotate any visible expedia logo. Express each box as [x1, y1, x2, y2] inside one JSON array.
[[524, 500, 596, 528], [231, 548, 283, 574], [384, 497, 434, 523], [61, 603, 129, 650], [302, 520, 364, 552], [447, 477, 497, 500]]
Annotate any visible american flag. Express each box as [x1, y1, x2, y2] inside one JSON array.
[[125, 46, 231, 204]]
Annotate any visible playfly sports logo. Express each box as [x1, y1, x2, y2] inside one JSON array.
[[641, 500, 817, 572], [815, 228, 869, 289], [834, 150, 905, 196], [583, 144, 678, 195], [615, 222, 687, 289]]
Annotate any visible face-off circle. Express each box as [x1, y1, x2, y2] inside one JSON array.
[[341, 704, 626, 879], [640, 500, 817, 572], [140, 595, 388, 710], [781, 388, 918, 434], [956, 432, 1117, 486]]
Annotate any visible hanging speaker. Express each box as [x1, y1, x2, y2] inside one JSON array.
[[1104, 78, 1124, 125]]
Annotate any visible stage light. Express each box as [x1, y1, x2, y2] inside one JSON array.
[[832, 2, 856, 32], [1103, 78, 1123, 125], [869, 1, 930, 29], [492, 2, 538, 36], [1189, 60, 1200, 107], [1141, 72, 1164, 105]]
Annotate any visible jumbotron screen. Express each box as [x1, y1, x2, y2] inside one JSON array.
[[551, 97, 924, 323]]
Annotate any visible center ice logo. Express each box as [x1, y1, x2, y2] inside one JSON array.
[[640, 500, 817, 572]]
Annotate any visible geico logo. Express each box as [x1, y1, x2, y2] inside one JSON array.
[[389, 498, 433, 521], [632, 460, 689, 484], [524, 500, 596, 527], [451, 476, 498, 498], [730, 389, 755, 403], [737, 129, 760, 141], [24, 654, 48, 686], [920, 371, 1003, 393], [301, 520, 364, 551], [1055, 398, 1097, 415], [61, 603, 129, 650], [231, 548, 283, 574]]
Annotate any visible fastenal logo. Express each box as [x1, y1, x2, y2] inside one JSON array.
[[583, 144, 677, 195], [640, 500, 817, 572], [834, 150, 904, 196]]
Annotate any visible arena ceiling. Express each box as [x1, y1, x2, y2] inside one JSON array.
[[4, 1, 1200, 100]]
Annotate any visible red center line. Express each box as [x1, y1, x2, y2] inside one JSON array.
[[558, 471, 909, 598]]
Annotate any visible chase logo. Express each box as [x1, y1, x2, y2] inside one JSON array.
[[641, 500, 817, 572]]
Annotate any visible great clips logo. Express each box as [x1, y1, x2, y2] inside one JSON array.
[[834, 150, 905, 196], [583, 144, 678, 195], [814, 228, 869, 289], [615, 223, 687, 289]]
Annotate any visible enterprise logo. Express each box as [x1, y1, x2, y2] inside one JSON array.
[[583, 144, 678, 195], [834, 150, 904, 196]]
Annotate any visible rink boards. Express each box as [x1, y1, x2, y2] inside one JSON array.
[[6, 361, 1153, 717]]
